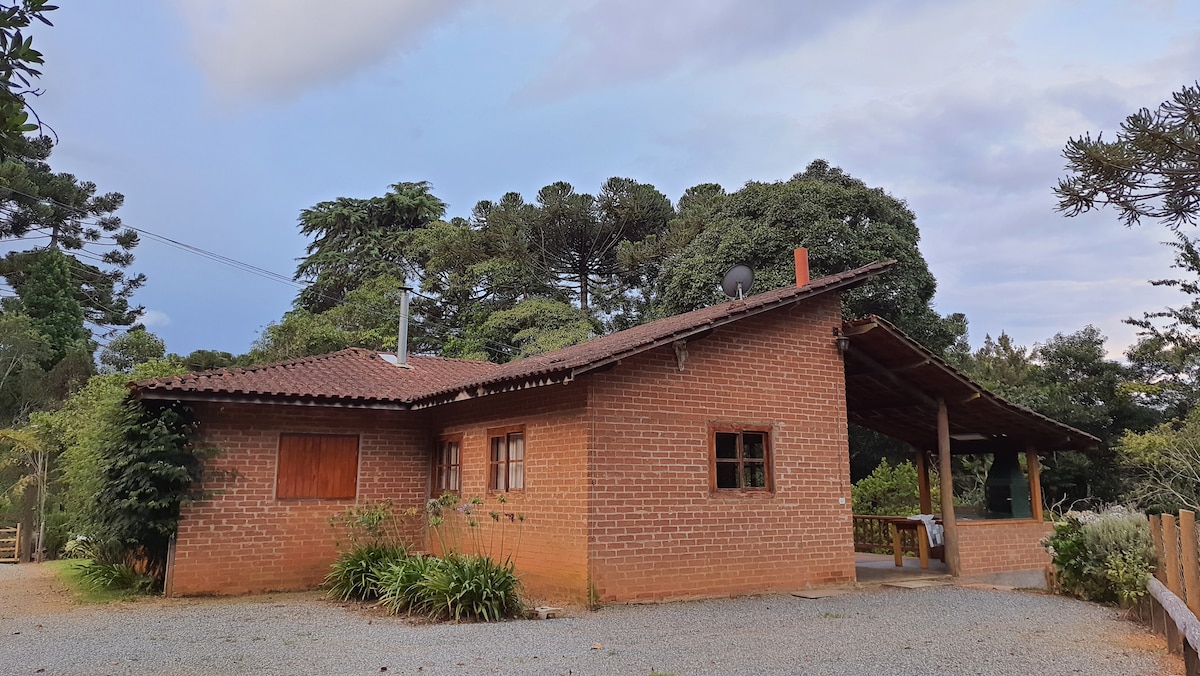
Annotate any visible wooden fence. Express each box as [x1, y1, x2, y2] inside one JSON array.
[[0, 524, 19, 563], [852, 515, 921, 555], [1148, 511, 1200, 675]]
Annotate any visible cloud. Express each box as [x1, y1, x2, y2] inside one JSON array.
[[175, 0, 467, 103], [519, 0, 938, 102], [638, 0, 1199, 354], [141, 309, 172, 329]]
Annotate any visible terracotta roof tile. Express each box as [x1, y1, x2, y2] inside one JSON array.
[[412, 259, 894, 403], [132, 260, 894, 406], [134, 348, 500, 404]]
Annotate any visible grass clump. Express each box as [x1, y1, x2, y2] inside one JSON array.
[[324, 543, 409, 602], [325, 496, 527, 622], [46, 559, 149, 604]]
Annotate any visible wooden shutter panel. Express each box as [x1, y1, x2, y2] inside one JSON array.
[[277, 434, 358, 499], [317, 435, 359, 499]]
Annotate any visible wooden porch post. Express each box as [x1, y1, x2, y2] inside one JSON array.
[[937, 398, 961, 576], [915, 447, 933, 514], [1026, 446, 1043, 522]]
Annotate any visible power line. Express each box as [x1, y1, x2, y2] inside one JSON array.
[[0, 186, 526, 357]]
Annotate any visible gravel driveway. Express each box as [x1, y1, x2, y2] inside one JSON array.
[[0, 565, 1174, 676]]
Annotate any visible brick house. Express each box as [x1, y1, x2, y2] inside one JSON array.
[[132, 253, 1096, 602]]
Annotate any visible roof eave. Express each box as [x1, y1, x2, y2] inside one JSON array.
[[411, 262, 892, 406], [133, 388, 414, 411]]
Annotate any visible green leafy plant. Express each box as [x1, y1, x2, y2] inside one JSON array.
[[329, 494, 527, 622], [324, 542, 409, 602], [88, 401, 213, 589], [60, 534, 99, 560], [375, 553, 442, 615], [417, 553, 524, 622], [1043, 506, 1155, 605], [851, 459, 939, 516], [77, 561, 154, 593], [328, 499, 418, 551]]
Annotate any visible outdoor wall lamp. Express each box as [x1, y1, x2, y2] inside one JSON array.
[[834, 327, 850, 354]]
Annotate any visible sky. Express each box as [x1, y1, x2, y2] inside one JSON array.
[[16, 0, 1200, 358]]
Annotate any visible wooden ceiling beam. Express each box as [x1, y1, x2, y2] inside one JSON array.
[[844, 346, 939, 408]]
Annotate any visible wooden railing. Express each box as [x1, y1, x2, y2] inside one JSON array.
[[852, 515, 920, 555], [1148, 511, 1200, 675], [0, 525, 19, 563]]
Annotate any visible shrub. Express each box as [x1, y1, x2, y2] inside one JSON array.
[[375, 553, 443, 615], [78, 561, 154, 593], [324, 542, 409, 602], [90, 401, 213, 589], [418, 553, 524, 622], [1043, 506, 1155, 605], [374, 553, 523, 622], [852, 459, 939, 516], [61, 535, 99, 560], [328, 499, 419, 551], [330, 494, 527, 622]]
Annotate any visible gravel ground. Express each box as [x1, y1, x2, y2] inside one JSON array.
[[0, 565, 1175, 676]]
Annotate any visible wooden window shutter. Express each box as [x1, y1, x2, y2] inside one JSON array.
[[277, 434, 359, 499]]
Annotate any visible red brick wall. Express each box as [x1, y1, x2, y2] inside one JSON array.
[[168, 293, 860, 602], [428, 386, 590, 604], [585, 295, 856, 602], [169, 403, 428, 596], [957, 520, 1053, 575]]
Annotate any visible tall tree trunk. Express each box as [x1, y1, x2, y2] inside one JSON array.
[[578, 272, 589, 313]]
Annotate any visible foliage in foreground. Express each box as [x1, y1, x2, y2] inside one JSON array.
[[851, 459, 939, 516], [324, 542, 410, 602], [84, 400, 211, 589], [77, 561, 154, 594], [324, 496, 526, 622], [45, 559, 147, 604], [373, 552, 524, 622], [1043, 506, 1155, 606], [1117, 408, 1200, 513]]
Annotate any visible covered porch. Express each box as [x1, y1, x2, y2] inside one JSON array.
[[839, 316, 1100, 582]]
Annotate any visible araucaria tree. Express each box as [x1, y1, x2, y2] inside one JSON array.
[[1056, 82, 1200, 229], [1056, 82, 1200, 387], [293, 181, 447, 312]]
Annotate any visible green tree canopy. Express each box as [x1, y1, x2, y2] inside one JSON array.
[[955, 325, 1160, 505], [654, 160, 965, 353], [1056, 82, 1200, 229], [0, 1, 55, 154], [294, 181, 446, 312], [98, 329, 165, 373], [0, 248, 85, 364], [1117, 407, 1200, 513], [1056, 83, 1200, 415]]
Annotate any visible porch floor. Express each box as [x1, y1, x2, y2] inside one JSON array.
[[854, 552, 948, 585]]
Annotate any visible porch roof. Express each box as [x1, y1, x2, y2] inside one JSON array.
[[842, 316, 1100, 453]]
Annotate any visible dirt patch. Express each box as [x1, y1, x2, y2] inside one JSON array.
[[0, 563, 75, 618], [1109, 623, 1184, 676]]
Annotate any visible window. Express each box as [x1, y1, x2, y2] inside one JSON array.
[[276, 434, 359, 499], [488, 427, 525, 492], [712, 428, 771, 491], [431, 435, 462, 496]]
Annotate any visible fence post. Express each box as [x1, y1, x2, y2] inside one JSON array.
[[1153, 515, 1166, 582], [1166, 514, 1184, 654], [1151, 515, 1166, 635], [1182, 511, 1200, 618]]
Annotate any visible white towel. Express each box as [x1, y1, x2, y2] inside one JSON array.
[[908, 514, 943, 547]]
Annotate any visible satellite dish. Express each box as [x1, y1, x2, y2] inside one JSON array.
[[721, 265, 754, 300]]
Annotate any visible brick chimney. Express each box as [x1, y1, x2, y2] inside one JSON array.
[[794, 247, 809, 287]]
